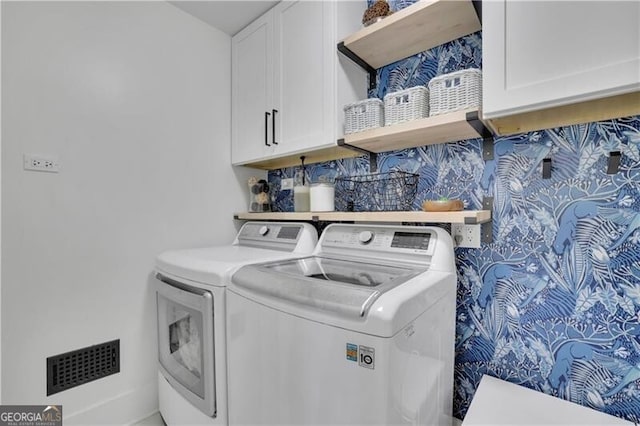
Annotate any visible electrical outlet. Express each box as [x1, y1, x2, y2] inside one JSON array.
[[451, 223, 482, 248], [24, 154, 59, 173], [281, 178, 293, 190]]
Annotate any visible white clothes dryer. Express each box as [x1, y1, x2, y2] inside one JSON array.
[[227, 223, 457, 425], [154, 222, 317, 425]]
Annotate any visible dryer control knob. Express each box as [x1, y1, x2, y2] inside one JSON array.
[[358, 230, 374, 244], [258, 225, 270, 236]]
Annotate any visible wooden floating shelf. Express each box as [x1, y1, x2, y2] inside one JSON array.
[[234, 210, 491, 225], [238, 144, 362, 170], [341, 109, 486, 153], [484, 91, 640, 136], [341, 0, 481, 70]]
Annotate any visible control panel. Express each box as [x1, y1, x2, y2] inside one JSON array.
[[235, 222, 318, 253], [238, 223, 302, 242], [321, 226, 435, 255], [391, 232, 431, 251]]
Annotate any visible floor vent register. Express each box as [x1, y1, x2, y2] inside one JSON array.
[[46, 339, 120, 396]]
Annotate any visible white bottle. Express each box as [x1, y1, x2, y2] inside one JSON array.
[[293, 170, 310, 212], [294, 185, 310, 212]]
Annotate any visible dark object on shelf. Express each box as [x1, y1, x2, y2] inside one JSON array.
[[335, 171, 418, 212], [362, 0, 391, 25], [248, 176, 271, 212], [251, 202, 271, 212], [251, 180, 270, 194]]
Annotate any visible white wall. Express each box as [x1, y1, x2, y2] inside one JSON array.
[[2, 2, 255, 423], [0, 0, 3, 404]]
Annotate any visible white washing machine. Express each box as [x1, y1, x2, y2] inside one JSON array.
[[227, 223, 457, 425], [154, 222, 317, 425]]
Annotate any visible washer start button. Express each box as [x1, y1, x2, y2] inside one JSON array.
[[358, 231, 374, 244]]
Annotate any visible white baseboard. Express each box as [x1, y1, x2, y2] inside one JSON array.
[[65, 381, 158, 425]]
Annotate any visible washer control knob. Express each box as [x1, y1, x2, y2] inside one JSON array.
[[258, 225, 270, 236], [358, 230, 374, 244]]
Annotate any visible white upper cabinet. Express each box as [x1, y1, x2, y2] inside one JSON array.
[[482, 0, 640, 135], [273, 1, 332, 155], [232, 0, 366, 168], [232, 12, 274, 165]]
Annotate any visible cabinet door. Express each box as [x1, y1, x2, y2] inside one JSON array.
[[483, 0, 640, 119], [272, 1, 334, 155], [232, 12, 275, 165]]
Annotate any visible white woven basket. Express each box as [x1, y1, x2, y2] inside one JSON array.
[[383, 86, 429, 126], [428, 68, 482, 116], [343, 98, 384, 134]]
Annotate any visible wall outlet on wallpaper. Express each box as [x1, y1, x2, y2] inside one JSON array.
[[281, 178, 293, 190], [451, 224, 482, 248]]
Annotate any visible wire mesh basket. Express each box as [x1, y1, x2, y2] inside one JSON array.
[[334, 171, 419, 212]]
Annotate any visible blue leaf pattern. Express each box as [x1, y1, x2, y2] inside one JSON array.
[[267, 3, 640, 422]]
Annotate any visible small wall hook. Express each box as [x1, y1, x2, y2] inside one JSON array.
[[542, 157, 552, 179], [607, 151, 621, 174]]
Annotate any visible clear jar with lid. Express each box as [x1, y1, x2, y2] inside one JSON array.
[[293, 169, 310, 212]]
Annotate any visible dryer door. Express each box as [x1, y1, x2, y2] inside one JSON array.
[[156, 273, 216, 417]]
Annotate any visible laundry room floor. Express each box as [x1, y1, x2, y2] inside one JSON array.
[[133, 412, 165, 426], [132, 411, 462, 425]]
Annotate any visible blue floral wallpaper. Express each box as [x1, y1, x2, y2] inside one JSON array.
[[267, 2, 640, 423]]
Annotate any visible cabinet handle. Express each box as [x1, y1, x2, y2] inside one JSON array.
[[265, 111, 271, 146], [272, 109, 278, 145]]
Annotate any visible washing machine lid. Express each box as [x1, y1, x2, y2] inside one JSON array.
[[231, 256, 427, 318], [463, 375, 634, 425], [156, 246, 306, 286]]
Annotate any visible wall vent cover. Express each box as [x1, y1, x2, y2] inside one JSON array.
[[46, 339, 120, 396]]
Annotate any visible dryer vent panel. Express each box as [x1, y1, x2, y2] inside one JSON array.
[[46, 339, 120, 396]]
